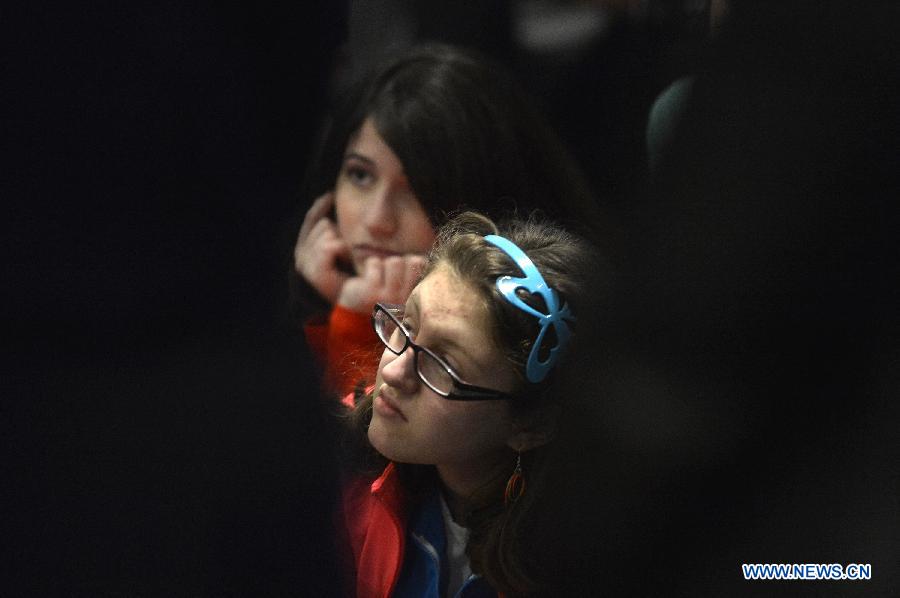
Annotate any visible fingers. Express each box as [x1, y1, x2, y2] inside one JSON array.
[[295, 192, 338, 273], [336, 253, 426, 313], [295, 215, 347, 272], [362, 255, 385, 288], [336, 257, 383, 312], [321, 234, 352, 274], [382, 255, 426, 304], [294, 203, 352, 304], [404, 254, 426, 291], [297, 192, 334, 242], [383, 256, 405, 297]]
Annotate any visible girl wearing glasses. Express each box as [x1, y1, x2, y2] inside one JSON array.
[[338, 211, 598, 597], [289, 44, 597, 397]]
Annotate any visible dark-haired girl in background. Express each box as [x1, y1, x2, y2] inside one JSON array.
[[290, 44, 598, 397]]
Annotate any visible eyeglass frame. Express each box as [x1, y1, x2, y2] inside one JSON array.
[[371, 302, 515, 401]]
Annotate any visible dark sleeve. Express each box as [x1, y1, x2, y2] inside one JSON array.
[[287, 268, 333, 326]]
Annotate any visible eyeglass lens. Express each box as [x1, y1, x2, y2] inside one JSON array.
[[374, 308, 454, 395], [375, 311, 406, 353]]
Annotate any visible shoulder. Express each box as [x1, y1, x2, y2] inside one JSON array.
[[340, 462, 407, 543], [339, 463, 409, 595]]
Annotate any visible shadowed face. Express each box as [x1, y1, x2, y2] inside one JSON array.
[[368, 264, 521, 472], [334, 117, 435, 274]]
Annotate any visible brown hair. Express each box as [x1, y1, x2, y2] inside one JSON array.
[[302, 43, 598, 232]]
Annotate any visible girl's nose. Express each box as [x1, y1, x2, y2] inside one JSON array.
[[363, 188, 398, 238], [379, 346, 418, 394]]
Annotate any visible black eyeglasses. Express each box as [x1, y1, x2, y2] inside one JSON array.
[[371, 303, 514, 401]]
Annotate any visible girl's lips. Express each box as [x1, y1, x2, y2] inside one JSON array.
[[374, 385, 406, 420], [353, 245, 401, 260]]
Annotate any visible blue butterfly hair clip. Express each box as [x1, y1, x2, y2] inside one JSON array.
[[484, 234, 575, 383]]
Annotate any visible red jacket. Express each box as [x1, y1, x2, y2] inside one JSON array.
[[305, 304, 382, 397], [337, 391, 502, 598], [340, 462, 409, 598]]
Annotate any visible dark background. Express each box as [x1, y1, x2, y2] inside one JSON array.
[[4, 1, 899, 596], [4, 3, 345, 595], [588, 3, 900, 594]]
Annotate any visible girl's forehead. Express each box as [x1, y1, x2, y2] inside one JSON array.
[[415, 265, 519, 392], [415, 266, 486, 329], [347, 118, 389, 155]]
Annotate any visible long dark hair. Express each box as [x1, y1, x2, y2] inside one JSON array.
[[303, 44, 597, 231], [343, 211, 602, 595]]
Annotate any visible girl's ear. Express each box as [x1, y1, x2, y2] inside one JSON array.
[[506, 404, 559, 452], [507, 428, 554, 453]]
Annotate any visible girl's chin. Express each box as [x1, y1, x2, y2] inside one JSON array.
[[366, 422, 417, 464], [366, 419, 390, 455]]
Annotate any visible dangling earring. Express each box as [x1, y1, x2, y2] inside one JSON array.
[[504, 452, 525, 506]]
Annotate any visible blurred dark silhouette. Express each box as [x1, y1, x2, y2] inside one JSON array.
[[4, 3, 346, 595], [578, 1, 900, 594]]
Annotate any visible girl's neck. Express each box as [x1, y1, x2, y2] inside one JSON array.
[[436, 452, 512, 523], [440, 485, 469, 524]]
